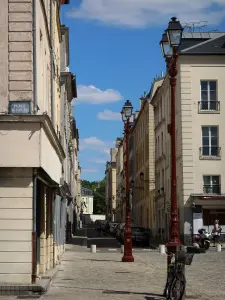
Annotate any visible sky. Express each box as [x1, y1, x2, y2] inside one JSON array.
[[61, 0, 225, 182]]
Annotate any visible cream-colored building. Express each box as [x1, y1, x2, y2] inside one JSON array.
[[151, 31, 225, 244], [0, 0, 77, 284], [105, 148, 117, 221], [131, 96, 155, 231], [81, 188, 94, 215], [115, 138, 124, 222]]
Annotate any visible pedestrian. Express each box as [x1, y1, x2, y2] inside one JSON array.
[[211, 219, 222, 247]]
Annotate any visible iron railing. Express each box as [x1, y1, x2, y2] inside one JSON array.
[[199, 146, 221, 158], [198, 101, 220, 112], [203, 184, 221, 194]]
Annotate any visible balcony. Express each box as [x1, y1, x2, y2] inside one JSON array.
[[198, 101, 220, 113], [199, 147, 221, 160], [203, 184, 221, 194]]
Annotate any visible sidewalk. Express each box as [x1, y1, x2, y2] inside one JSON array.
[[42, 244, 225, 300]]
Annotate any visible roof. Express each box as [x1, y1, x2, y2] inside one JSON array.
[[180, 32, 225, 55], [81, 187, 93, 196]]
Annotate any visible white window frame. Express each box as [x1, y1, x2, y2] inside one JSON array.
[[203, 175, 220, 194], [201, 126, 219, 156], [200, 80, 217, 110]]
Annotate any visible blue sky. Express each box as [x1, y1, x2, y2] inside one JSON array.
[[61, 0, 225, 182]]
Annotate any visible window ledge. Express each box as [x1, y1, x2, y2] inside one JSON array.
[[199, 156, 221, 160], [198, 110, 220, 114]]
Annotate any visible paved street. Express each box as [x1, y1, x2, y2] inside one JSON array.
[[44, 244, 225, 300], [0, 244, 224, 300]]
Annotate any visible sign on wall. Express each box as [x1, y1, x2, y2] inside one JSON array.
[[8, 101, 31, 114]]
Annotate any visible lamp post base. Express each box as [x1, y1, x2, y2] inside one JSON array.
[[122, 229, 134, 262]]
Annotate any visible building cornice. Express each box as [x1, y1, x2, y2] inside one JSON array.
[[0, 114, 66, 161]]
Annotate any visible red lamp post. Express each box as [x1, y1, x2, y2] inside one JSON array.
[[160, 17, 183, 257], [121, 100, 134, 262]]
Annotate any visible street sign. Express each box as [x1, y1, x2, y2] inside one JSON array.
[[9, 101, 31, 114]]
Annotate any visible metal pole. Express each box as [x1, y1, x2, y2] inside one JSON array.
[[122, 119, 134, 262], [167, 47, 182, 250]]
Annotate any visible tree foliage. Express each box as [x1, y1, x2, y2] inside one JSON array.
[[81, 178, 106, 214]]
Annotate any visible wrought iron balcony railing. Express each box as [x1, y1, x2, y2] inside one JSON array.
[[199, 147, 221, 159], [203, 184, 221, 194], [198, 101, 220, 112]]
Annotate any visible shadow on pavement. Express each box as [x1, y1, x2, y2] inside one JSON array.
[[86, 259, 120, 263], [102, 290, 164, 299]]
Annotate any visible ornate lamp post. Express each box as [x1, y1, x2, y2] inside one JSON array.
[[121, 100, 134, 262], [160, 17, 183, 262]]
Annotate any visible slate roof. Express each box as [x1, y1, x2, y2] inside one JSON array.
[[180, 32, 225, 55]]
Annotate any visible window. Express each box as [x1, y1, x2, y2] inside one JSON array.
[[203, 175, 220, 194], [201, 126, 219, 157], [200, 81, 218, 111]]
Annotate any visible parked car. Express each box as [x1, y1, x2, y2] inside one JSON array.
[[121, 226, 152, 246]]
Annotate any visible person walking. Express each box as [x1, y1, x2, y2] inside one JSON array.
[[211, 219, 222, 247]]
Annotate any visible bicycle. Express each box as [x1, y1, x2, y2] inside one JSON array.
[[164, 250, 195, 300]]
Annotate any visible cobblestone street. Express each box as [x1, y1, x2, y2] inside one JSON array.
[[0, 245, 224, 300], [42, 245, 225, 300]]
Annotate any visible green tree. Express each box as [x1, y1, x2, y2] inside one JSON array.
[[81, 178, 106, 214]]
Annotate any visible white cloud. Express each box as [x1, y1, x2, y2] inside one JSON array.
[[97, 109, 121, 121], [68, 0, 225, 28], [80, 137, 113, 155], [89, 158, 107, 164], [82, 167, 99, 173], [75, 85, 123, 104]]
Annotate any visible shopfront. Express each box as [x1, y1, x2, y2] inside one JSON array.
[[191, 194, 225, 236]]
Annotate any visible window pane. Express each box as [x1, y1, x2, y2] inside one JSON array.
[[212, 176, 219, 185], [203, 176, 210, 185], [201, 81, 208, 91], [202, 127, 209, 137], [201, 101, 208, 110], [210, 127, 218, 137], [209, 101, 217, 110], [202, 137, 209, 146], [211, 147, 218, 156], [201, 91, 208, 101], [202, 146, 209, 156], [209, 81, 216, 91], [211, 138, 218, 147], [210, 91, 216, 101]]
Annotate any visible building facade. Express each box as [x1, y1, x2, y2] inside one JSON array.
[[81, 188, 94, 215], [151, 32, 225, 244], [105, 148, 117, 221], [0, 0, 78, 284], [115, 138, 124, 222], [131, 96, 155, 231]]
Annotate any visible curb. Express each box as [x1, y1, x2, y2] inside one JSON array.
[[0, 268, 58, 296]]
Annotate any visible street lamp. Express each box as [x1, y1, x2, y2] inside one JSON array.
[[121, 100, 134, 262], [160, 16, 183, 288]]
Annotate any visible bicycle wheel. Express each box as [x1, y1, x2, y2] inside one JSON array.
[[169, 273, 186, 300]]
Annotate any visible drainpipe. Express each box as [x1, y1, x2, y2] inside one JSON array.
[[32, 168, 37, 284], [50, 0, 55, 126], [32, 0, 37, 114]]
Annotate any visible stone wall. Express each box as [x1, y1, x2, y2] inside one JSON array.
[[0, 168, 33, 283]]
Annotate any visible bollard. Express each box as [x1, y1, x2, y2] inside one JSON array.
[[159, 244, 166, 254], [216, 244, 222, 252], [121, 245, 124, 253], [91, 245, 96, 253]]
